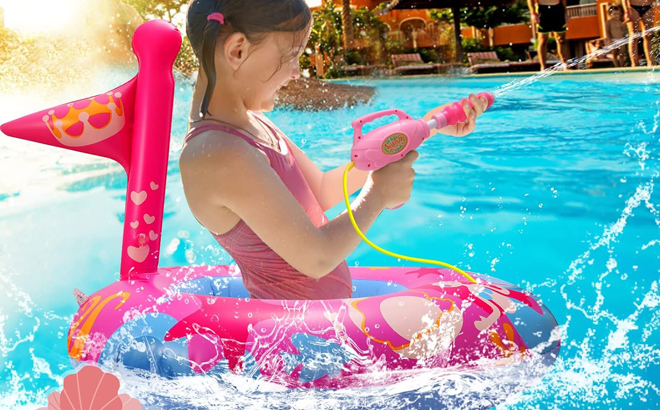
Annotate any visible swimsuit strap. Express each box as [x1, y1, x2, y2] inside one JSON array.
[[185, 123, 261, 148], [185, 114, 284, 153]]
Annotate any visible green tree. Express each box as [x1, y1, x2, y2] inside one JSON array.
[[307, 1, 391, 77], [122, 0, 197, 75], [341, 0, 354, 51], [429, 1, 528, 63], [430, 1, 529, 29], [308, 0, 343, 77], [123, 0, 188, 22]]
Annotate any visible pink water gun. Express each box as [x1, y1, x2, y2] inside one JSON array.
[[342, 92, 495, 279], [350, 92, 495, 171]]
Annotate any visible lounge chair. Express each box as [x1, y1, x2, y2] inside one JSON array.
[[467, 51, 510, 74], [391, 53, 441, 75]]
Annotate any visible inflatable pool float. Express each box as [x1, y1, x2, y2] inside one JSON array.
[[1, 20, 560, 389]]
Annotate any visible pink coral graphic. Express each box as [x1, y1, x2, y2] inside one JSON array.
[[37, 365, 142, 410]]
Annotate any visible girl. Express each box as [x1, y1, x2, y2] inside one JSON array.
[[180, 0, 488, 300]]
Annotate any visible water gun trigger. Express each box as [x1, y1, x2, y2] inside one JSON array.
[[351, 109, 413, 145]]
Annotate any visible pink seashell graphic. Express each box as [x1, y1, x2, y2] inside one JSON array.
[[37, 365, 142, 410]]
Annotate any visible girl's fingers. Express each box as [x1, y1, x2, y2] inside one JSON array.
[[470, 94, 484, 116], [463, 100, 475, 120], [480, 95, 489, 111], [479, 95, 489, 114]]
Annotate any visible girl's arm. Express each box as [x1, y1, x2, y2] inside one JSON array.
[[320, 164, 370, 211], [281, 134, 369, 211]]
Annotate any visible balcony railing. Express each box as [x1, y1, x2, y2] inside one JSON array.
[[567, 4, 598, 18]]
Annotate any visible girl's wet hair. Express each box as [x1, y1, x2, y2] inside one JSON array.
[[186, 0, 311, 116]]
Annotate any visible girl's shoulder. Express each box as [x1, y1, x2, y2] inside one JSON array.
[[180, 121, 272, 174]]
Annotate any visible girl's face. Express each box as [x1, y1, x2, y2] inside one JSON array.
[[611, 9, 621, 20], [237, 28, 310, 111]]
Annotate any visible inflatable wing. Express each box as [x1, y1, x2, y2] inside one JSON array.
[[0, 19, 182, 280]]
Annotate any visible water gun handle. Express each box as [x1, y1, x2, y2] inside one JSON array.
[[351, 109, 412, 146]]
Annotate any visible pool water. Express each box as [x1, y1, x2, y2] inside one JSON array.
[[1, 70, 659, 409]]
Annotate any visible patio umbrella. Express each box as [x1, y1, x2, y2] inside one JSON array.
[[384, 0, 516, 62]]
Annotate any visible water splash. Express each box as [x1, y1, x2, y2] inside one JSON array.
[[495, 67, 660, 409]]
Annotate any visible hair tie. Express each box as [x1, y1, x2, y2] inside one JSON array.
[[207, 12, 225, 25]]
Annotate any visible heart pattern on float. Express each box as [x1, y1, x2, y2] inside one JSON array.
[[150, 182, 159, 190], [127, 245, 149, 263], [130, 191, 147, 205], [143, 214, 155, 224], [130, 221, 139, 229], [149, 230, 158, 241]]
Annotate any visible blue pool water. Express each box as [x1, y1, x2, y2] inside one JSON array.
[[0, 70, 659, 409]]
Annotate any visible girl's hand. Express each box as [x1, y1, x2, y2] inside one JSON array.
[[423, 94, 489, 138]]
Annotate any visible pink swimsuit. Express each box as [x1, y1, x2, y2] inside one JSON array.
[[184, 113, 352, 300]]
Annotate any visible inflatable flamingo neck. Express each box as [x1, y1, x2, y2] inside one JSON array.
[[0, 20, 182, 280], [120, 20, 181, 279]]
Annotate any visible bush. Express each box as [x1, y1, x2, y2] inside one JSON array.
[[462, 38, 487, 53], [418, 48, 440, 63], [324, 66, 344, 79], [494, 47, 518, 62], [345, 50, 364, 65]]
